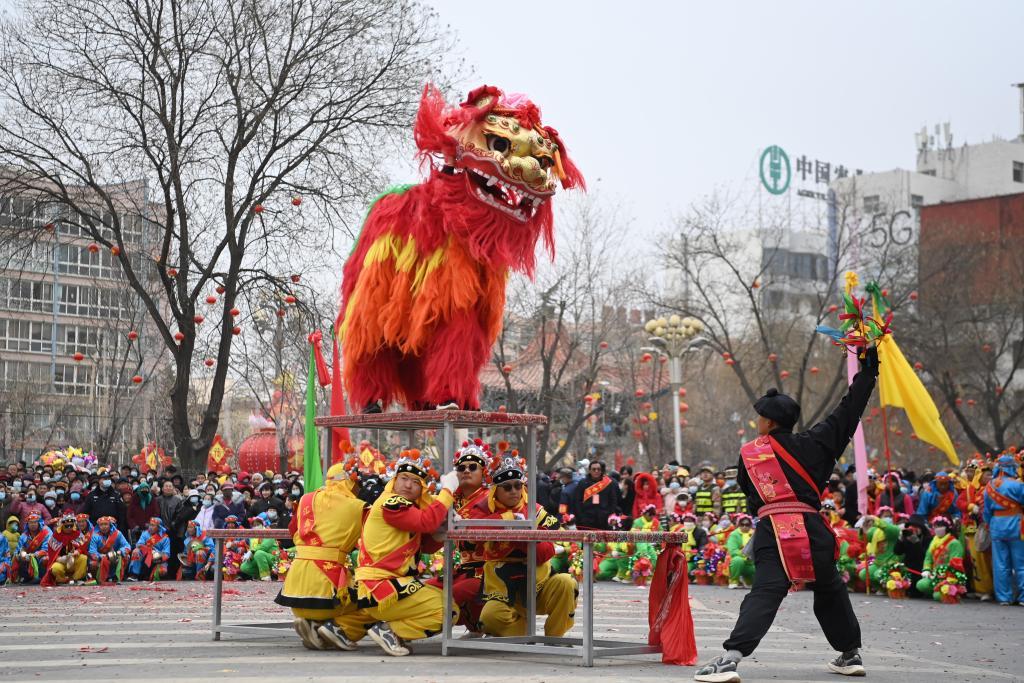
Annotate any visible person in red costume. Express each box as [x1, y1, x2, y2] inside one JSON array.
[[632, 472, 664, 521], [41, 514, 88, 585]]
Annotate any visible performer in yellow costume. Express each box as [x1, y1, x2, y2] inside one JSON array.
[[476, 453, 577, 637], [335, 450, 460, 656], [275, 463, 367, 651]]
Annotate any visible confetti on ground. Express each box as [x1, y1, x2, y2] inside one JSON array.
[[78, 646, 109, 653]]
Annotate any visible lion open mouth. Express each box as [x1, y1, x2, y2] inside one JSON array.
[[467, 167, 544, 223]]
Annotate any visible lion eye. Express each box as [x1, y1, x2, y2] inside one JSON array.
[[486, 134, 510, 154], [535, 156, 554, 170]]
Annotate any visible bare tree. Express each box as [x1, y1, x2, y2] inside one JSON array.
[[0, 0, 455, 470]]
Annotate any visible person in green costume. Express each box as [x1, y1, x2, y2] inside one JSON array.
[[857, 509, 903, 592], [915, 516, 964, 598], [726, 515, 755, 588], [240, 513, 280, 581]]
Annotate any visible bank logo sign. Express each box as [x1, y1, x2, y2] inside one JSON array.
[[759, 145, 790, 195]]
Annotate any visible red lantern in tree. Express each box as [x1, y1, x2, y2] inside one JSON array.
[[205, 295, 217, 305], [216, 285, 225, 294], [110, 245, 120, 256], [193, 314, 205, 324], [127, 330, 138, 342], [285, 295, 297, 305], [955, 397, 963, 406], [87, 243, 99, 254], [913, 361, 923, 370], [679, 402, 689, 413], [982, 343, 992, 353], [995, 386, 1004, 396], [291, 197, 302, 206], [204, 358, 215, 367], [881, 289, 889, 298], [132, 375, 143, 384], [497, 405, 507, 413], [232, 326, 242, 336], [599, 341, 609, 349], [895, 429, 904, 437], [768, 352, 778, 363], [909, 291, 918, 301], [751, 279, 760, 289], [967, 399, 976, 407], [678, 387, 687, 397], [635, 389, 645, 398], [168, 268, 178, 277], [72, 352, 85, 362], [230, 308, 240, 317], [910, 433, 918, 440], [174, 332, 185, 342], [290, 274, 301, 283], [276, 308, 286, 318], [780, 370, 790, 379], [44, 222, 54, 231], [828, 304, 839, 313], [253, 204, 264, 214], [810, 366, 820, 374], [640, 415, 649, 425], [640, 352, 653, 363], [641, 401, 653, 411], [502, 364, 512, 375], [680, 419, 688, 428], [632, 429, 644, 440], [722, 352, 731, 360], [725, 358, 735, 367]]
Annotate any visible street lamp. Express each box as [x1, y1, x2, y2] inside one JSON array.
[[643, 314, 706, 465]]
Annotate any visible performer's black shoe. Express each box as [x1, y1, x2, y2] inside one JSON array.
[[317, 622, 358, 651], [827, 650, 866, 676], [694, 655, 741, 682], [362, 401, 382, 414], [368, 621, 409, 656]]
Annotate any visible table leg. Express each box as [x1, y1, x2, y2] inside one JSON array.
[[583, 541, 593, 666], [527, 541, 537, 638], [212, 538, 223, 641], [442, 538, 453, 655]]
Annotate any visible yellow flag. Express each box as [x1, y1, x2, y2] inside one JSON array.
[[876, 335, 959, 466]]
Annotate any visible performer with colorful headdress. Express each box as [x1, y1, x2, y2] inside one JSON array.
[[128, 516, 171, 581], [13, 512, 51, 584], [474, 452, 577, 638], [917, 472, 960, 523], [275, 462, 368, 651], [335, 449, 460, 656], [178, 520, 215, 581], [87, 516, 130, 584], [337, 84, 583, 412], [915, 516, 965, 600], [41, 513, 88, 585], [239, 513, 280, 582]]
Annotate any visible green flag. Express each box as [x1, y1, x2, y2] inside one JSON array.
[[303, 346, 323, 491]]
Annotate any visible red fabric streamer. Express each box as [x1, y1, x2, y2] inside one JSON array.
[[330, 334, 351, 463], [307, 332, 331, 388], [648, 544, 698, 665]]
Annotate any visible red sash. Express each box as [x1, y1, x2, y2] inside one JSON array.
[[931, 491, 953, 519], [740, 437, 815, 585], [296, 492, 345, 587], [454, 486, 490, 565], [26, 529, 48, 553], [357, 534, 421, 603], [930, 534, 953, 565], [986, 478, 1024, 540], [583, 476, 612, 501], [99, 532, 123, 555], [146, 532, 167, 548], [74, 532, 92, 553]]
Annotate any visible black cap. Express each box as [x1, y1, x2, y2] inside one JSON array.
[[753, 388, 800, 430]]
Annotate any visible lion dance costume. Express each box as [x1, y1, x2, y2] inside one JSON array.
[[338, 84, 583, 411]]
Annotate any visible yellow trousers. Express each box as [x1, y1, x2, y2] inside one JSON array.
[[51, 555, 88, 583], [965, 534, 994, 595], [291, 588, 357, 623], [480, 573, 577, 637], [336, 583, 456, 642]]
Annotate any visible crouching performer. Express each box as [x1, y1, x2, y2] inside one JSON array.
[[477, 452, 578, 638], [276, 463, 368, 651], [336, 450, 460, 656]]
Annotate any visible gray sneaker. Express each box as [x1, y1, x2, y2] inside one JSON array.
[[694, 655, 741, 682], [368, 622, 409, 656], [317, 622, 358, 651], [293, 617, 325, 650], [827, 651, 866, 676]]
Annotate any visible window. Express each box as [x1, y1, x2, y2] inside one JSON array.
[[911, 194, 924, 208], [1013, 161, 1024, 183], [863, 195, 881, 213]]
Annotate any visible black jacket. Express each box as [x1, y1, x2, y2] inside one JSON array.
[[738, 355, 877, 554], [81, 487, 128, 530], [171, 500, 201, 536], [573, 475, 621, 530], [248, 495, 287, 518]]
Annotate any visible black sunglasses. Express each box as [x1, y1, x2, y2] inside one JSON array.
[[499, 481, 524, 492], [456, 463, 479, 473]]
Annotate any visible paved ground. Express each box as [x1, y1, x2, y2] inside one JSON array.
[[0, 580, 1021, 682]]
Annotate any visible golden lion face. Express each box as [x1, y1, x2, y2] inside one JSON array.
[[453, 110, 558, 222]]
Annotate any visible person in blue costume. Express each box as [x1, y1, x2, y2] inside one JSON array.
[[178, 519, 216, 580], [128, 516, 171, 581], [917, 472, 960, 523], [984, 454, 1024, 606], [88, 516, 131, 583], [14, 512, 51, 584]]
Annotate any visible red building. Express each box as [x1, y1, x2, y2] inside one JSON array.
[[919, 192, 1024, 307]]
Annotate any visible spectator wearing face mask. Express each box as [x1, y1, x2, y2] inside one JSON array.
[[81, 474, 127, 530], [194, 492, 217, 529], [127, 482, 161, 543], [10, 488, 52, 525], [213, 482, 248, 529], [248, 482, 286, 520]]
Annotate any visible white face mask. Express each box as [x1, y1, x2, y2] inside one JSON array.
[[202, 499, 213, 508], [719, 518, 730, 527], [700, 520, 712, 529], [267, 510, 278, 521], [934, 527, 948, 538], [683, 521, 696, 531]]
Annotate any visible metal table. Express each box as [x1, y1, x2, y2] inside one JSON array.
[[207, 528, 294, 640]]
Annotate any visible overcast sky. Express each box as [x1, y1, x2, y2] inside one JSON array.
[[428, 0, 1024, 236]]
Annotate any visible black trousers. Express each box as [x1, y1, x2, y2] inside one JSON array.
[[723, 521, 861, 656]]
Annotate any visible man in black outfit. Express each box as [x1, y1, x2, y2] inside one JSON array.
[[695, 346, 878, 683], [572, 461, 620, 530]]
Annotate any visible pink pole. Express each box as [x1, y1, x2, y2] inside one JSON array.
[[847, 349, 869, 515]]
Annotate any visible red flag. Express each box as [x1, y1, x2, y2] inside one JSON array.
[[330, 334, 351, 464], [648, 545, 698, 665]]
